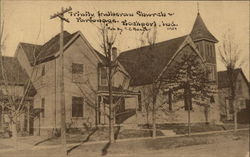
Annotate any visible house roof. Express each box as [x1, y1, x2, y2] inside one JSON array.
[[0, 56, 37, 96], [94, 49, 108, 64], [217, 68, 249, 89], [118, 35, 187, 86], [190, 13, 218, 43], [19, 42, 42, 65], [0, 56, 29, 85], [0, 56, 36, 96], [21, 31, 78, 65]]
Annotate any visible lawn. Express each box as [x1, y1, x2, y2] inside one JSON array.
[[2, 122, 248, 148], [140, 122, 249, 134], [0, 143, 12, 150], [67, 129, 249, 155], [35, 127, 164, 146]]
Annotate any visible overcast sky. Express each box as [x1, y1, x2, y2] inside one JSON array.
[[1, 1, 249, 80]]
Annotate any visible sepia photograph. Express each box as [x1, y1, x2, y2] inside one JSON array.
[[0, 1, 249, 157]]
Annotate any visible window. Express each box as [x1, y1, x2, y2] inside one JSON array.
[[208, 45, 211, 57], [168, 91, 173, 111], [138, 91, 142, 111], [42, 65, 45, 76], [210, 45, 213, 57], [72, 63, 83, 82], [206, 44, 209, 57], [199, 44, 203, 57], [100, 67, 107, 86], [41, 98, 45, 118], [72, 97, 84, 117], [207, 66, 216, 81]]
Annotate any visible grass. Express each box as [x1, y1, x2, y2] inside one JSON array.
[[28, 122, 249, 146], [2, 122, 248, 148], [139, 122, 249, 134], [68, 129, 249, 155], [0, 143, 12, 149], [36, 127, 164, 146]]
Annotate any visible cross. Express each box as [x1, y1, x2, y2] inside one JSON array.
[[197, 2, 200, 14]]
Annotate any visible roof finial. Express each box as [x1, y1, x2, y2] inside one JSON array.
[[197, 2, 200, 15]]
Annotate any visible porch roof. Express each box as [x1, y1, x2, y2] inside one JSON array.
[[97, 86, 140, 96]]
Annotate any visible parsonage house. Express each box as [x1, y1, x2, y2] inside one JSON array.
[[1, 12, 243, 136], [218, 68, 250, 121]]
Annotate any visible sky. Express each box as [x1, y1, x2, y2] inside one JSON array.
[[1, 1, 249, 80]]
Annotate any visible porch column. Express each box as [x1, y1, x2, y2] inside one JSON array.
[[96, 96, 99, 126], [27, 102, 30, 134], [135, 95, 139, 124], [0, 104, 3, 130], [100, 96, 105, 124]]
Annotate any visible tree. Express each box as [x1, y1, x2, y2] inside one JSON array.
[[0, 19, 43, 144], [218, 29, 245, 132], [162, 52, 216, 136], [137, 26, 163, 138], [95, 21, 121, 143]]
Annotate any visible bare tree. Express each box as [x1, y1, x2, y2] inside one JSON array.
[[218, 29, 245, 132], [0, 19, 44, 145], [137, 26, 162, 138]]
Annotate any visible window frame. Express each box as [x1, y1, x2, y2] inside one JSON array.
[[41, 98, 45, 118], [72, 63, 84, 83], [138, 91, 142, 111], [72, 96, 84, 118], [100, 67, 108, 86]]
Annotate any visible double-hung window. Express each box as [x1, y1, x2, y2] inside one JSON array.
[[72, 96, 84, 117], [72, 63, 84, 83]]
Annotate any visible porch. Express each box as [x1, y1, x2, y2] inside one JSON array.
[[96, 87, 140, 125]]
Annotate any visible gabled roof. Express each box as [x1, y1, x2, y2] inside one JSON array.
[[0, 56, 37, 96], [0, 56, 29, 85], [19, 42, 42, 65], [190, 13, 218, 43], [21, 31, 77, 65], [38, 31, 77, 63], [118, 35, 187, 86], [218, 68, 249, 89]]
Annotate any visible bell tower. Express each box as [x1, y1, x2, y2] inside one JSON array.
[[190, 12, 219, 83]]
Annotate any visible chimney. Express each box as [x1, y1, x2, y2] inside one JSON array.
[[112, 47, 117, 61]]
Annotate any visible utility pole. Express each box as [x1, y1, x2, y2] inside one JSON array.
[[50, 6, 72, 156]]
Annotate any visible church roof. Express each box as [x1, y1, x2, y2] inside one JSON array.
[[190, 13, 218, 43], [118, 35, 187, 86]]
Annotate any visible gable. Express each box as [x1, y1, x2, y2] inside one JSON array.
[[161, 43, 205, 80], [19, 42, 42, 65]]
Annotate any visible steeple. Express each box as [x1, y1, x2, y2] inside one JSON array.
[[190, 13, 218, 43]]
